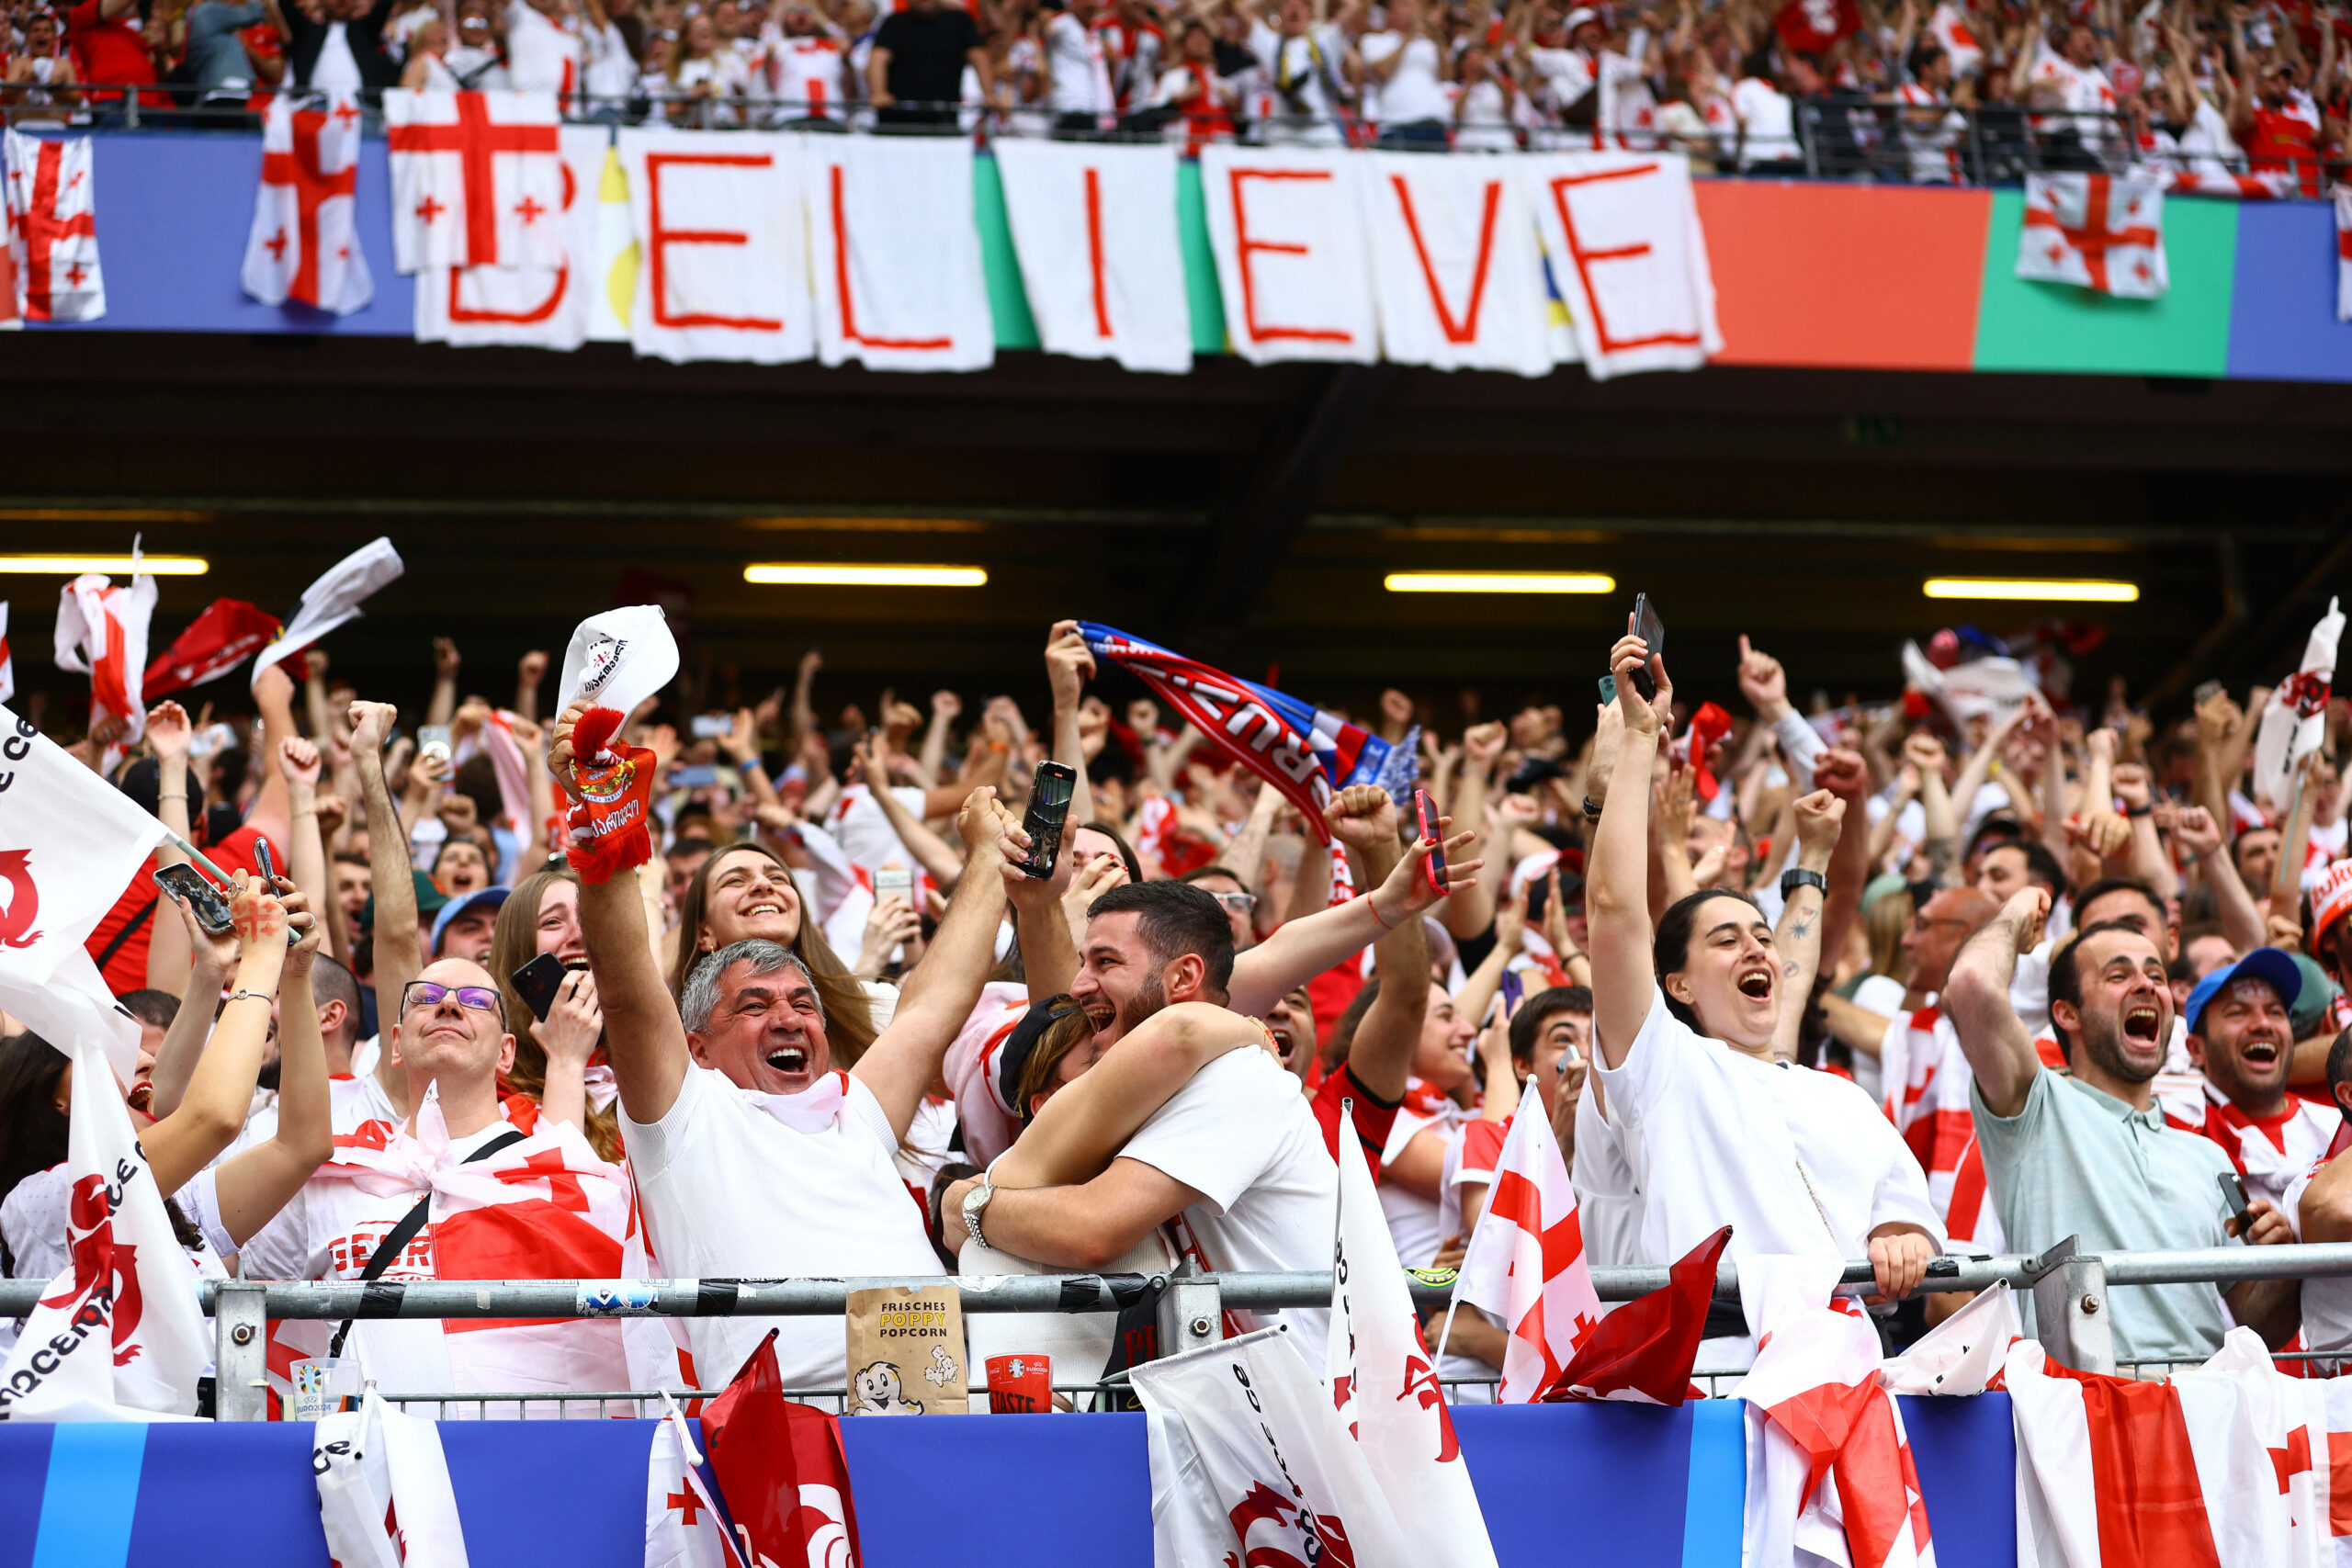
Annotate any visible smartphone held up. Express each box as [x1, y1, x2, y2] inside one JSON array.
[[1017, 762, 1078, 879]]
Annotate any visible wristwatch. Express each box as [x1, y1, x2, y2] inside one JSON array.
[[961, 1180, 997, 1251], [1780, 867, 1827, 899]]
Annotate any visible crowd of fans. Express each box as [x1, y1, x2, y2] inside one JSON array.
[[4, 605, 2352, 1410], [1, 0, 2342, 184]]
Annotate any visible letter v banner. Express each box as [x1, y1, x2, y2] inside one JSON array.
[[1362, 152, 1554, 377]]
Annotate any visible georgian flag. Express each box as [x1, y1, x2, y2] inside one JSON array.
[[52, 560, 156, 742], [3, 128, 104, 323], [1328, 1102, 1500, 1568], [248, 536, 407, 678], [2017, 172, 2167, 299], [647, 1393, 745, 1568], [314, 1386, 471, 1568], [0, 1032, 212, 1419], [242, 93, 373, 316], [1445, 1093, 1601, 1402], [1736, 1255, 1938, 1568], [2170, 169, 2296, 199], [2252, 596, 2344, 815], [1078, 623, 1415, 843], [1926, 2, 1983, 75], [384, 90, 566, 274]]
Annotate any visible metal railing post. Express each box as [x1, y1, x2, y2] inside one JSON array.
[[2027, 1236, 2115, 1376], [1157, 1259, 1224, 1358], [1799, 102, 1819, 179], [213, 1280, 270, 1421]]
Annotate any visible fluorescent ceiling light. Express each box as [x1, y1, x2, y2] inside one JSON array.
[[0, 554, 209, 576], [1922, 578, 2139, 604], [1385, 571, 1616, 594], [743, 563, 988, 588]]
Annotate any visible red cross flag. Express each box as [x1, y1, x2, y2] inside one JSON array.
[[4, 128, 105, 323], [1445, 1091, 1601, 1403], [53, 560, 157, 742], [1775, 0, 1861, 54], [385, 88, 565, 274], [647, 1393, 746, 1568], [1926, 2, 1982, 77], [243, 93, 373, 316], [2017, 171, 2166, 299]]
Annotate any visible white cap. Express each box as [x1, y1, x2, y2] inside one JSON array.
[[1564, 6, 1602, 31]]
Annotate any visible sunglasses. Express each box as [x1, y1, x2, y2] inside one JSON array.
[[401, 980, 505, 1021], [1207, 891, 1258, 914]]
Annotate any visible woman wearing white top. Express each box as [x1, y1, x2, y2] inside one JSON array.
[[400, 18, 464, 88], [667, 11, 746, 123], [1585, 621, 1941, 1364], [1355, 0, 1446, 147]]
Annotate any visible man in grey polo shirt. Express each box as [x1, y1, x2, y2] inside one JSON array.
[[1945, 886, 2299, 1366]]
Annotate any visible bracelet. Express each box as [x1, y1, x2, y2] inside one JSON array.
[[2125, 804, 2153, 818], [221, 989, 274, 1007], [158, 793, 187, 803], [1582, 795, 1604, 822], [1365, 893, 1396, 930], [737, 757, 763, 774], [1781, 867, 1827, 899]]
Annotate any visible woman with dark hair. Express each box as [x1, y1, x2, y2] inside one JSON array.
[[668, 841, 877, 1065], [488, 866, 617, 1161], [1584, 624, 1940, 1362]]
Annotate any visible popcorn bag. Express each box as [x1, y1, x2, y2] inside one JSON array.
[[843, 1285, 967, 1416], [555, 605, 679, 883]]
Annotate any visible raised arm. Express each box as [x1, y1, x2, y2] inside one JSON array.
[[1590, 628, 1674, 1069], [1770, 789, 1846, 1063], [2166, 803, 2266, 955], [246, 662, 300, 857], [144, 892, 240, 1119], [1220, 777, 1283, 905], [852, 735, 967, 889], [278, 736, 333, 957], [1322, 785, 1426, 1100], [1045, 620, 1098, 828], [208, 884, 334, 1248], [350, 700, 424, 1071], [143, 874, 298, 1196], [1811, 747, 1875, 989], [145, 701, 198, 997], [426, 637, 461, 728], [852, 788, 1014, 1139], [1943, 886, 2051, 1118], [1906, 731, 1961, 886]]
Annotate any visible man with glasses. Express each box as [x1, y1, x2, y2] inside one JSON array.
[[1180, 864, 1259, 951], [231, 954, 631, 1410], [1819, 886, 1998, 1228]]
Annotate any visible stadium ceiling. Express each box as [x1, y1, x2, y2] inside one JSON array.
[[1, 332, 2345, 715]]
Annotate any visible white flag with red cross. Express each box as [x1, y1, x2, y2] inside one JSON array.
[[0, 1032, 212, 1419], [4, 128, 104, 322], [53, 563, 156, 744], [1448, 1091, 1602, 1402], [645, 1393, 745, 1568], [243, 93, 373, 316], [385, 89, 566, 274], [1328, 1101, 1500, 1568], [2017, 171, 2167, 299]]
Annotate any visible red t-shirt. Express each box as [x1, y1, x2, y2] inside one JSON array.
[[86, 824, 281, 995], [2245, 106, 2322, 197], [67, 0, 156, 86], [1309, 1062, 1400, 1181]]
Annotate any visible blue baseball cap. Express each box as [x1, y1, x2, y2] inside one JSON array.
[[2182, 946, 2302, 1039], [430, 886, 510, 954]]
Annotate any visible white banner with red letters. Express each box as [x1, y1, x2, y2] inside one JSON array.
[[385, 89, 567, 274], [618, 129, 813, 366], [4, 128, 104, 323], [1198, 143, 1380, 365], [1362, 151, 1555, 378], [807, 131, 995, 372], [415, 126, 608, 350], [993, 137, 1191, 375], [243, 94, 373, 316], [1523, 149, 1719, 378]]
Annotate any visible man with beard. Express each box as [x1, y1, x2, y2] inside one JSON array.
[[1947, 889, 2300, 1362], [2161, 949, 2335, 1209]]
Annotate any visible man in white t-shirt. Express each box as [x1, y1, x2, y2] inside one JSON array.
[[1355, 0, 1445, 145], [1240, 0, 1352, 144], [2282, 1031, 2352, 1366], [561, 699, 1017, 1394], [1044, 0, 1115, 131]]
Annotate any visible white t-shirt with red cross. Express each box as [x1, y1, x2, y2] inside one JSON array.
[[2159, 1079, 2339, 1211], [762, 28, 845, 118], [2275, 1125, 2352, 1363], [828, 783, 933, 876], [1378, 1081, 1460, 1269], [1878, 998, 1974, 1223]]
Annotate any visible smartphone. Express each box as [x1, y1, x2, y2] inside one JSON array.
[[1597, 674, 1617, 707], [419, 725, 452, 765], [2218, 1170, 2252, 1225], [511, 953, 584, 1022], [1499, 967, 1524, 1011], [153, 863, 234, 936], [1412, 788, 1447, 898], [690, 714, 732, 740], [1627, 593, 1665, 701], [875, 865, 914, 905], [669, 765, 720, 789], [254, 838, 277, 888], [2194, 680, 2225, 706], [1017, 762, 1078, 880]]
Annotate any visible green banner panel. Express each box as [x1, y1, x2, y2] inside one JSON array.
[[973, 153, 1042, 351], [1971, 187, 2236, 378], [1176, 158, 1229, 355]]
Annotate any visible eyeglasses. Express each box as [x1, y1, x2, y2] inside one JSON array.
[[1908, 915, 1973, 934], [1208, 892, 1258, 914], [401, 980, 504, 1021]]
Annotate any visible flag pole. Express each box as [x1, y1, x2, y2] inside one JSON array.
[[164, 831, 236, 888]]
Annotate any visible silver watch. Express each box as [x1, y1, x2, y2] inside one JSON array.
[[960, 1181, 997, 1250]]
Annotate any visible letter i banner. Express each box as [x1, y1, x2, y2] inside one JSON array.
[[553, 604, 678, 883], [992, 138, 1193, 375], [1077, 624, 1417, 843], [1360, 152, 1555, 378], [806, 132, 994, 372]]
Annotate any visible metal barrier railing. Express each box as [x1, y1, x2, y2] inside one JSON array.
[[8, 1237, 2349, 1416], [4, 82, 2338, 192]]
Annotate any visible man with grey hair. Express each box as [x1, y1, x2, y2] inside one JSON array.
[[557, 698, 1018, 1394]]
